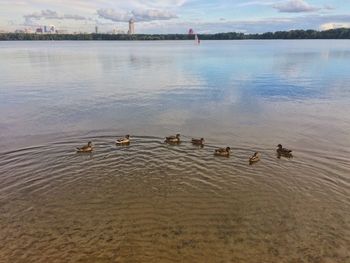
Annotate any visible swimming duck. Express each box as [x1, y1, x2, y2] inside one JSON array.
[[116, 135, 130, 145], [76, 141, 93, 153], [191, 138, 204, 146], [249, 152, 261, 164], [277, 144, 293, 158], [165, 134, 181, 143], [214, 147, 231, 157]]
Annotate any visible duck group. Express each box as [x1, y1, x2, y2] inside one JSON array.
[[76, 133, 294, 163]]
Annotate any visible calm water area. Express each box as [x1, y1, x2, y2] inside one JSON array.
[[0, 40, 349, 262]]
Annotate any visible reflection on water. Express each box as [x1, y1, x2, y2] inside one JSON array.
[[0, 41, 350, 262]]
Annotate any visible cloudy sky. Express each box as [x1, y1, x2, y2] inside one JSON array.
[[0, 0, 350, 33]]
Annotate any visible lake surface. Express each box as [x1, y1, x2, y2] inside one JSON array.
[[0, 40, 349, 262]]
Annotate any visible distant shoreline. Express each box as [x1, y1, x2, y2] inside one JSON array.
[[1, 28, 350, 41]]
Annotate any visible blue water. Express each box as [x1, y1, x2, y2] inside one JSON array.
[[1, 40, 350, 151]]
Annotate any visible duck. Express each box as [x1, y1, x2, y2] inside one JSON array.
[[214, 147, 231, 157], [276, 144, 293, 157], [249, 152, 261, 164], [191, 138, 204, 146], [76, 141, 93, 153], [165, 134, 181, 144], [116, 135, 130, 145]]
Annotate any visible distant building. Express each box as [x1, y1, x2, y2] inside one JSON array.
[[107, 29, 118, 34], [36, 28, 43, 34], [95, 26, 98, 34], [44, 26, 48, 33], [56, 30, 68, 34], [188, 28, 194, 35], [110, 28, 125, 34], [49, 25, 56, 33], [24, 28, 33, 34], [128, 19, 135, 35]]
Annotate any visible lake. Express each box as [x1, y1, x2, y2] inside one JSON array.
[[0, 40, 349, 262]]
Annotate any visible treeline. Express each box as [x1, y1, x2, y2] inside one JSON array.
[[203, 28, 350, 40], [1, 28, 350, 41]]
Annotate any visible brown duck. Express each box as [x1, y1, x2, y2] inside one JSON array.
[[76, 141, 93, 153], [165, 134, 181, 143], [116, 135, 130, 145], [277, 144, 293, 158], [249, 152, 261, 164], [214, 147, 231, 157], [191, 138, 204, 146]]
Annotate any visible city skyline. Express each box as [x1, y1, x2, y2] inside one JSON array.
[[1, 0, 350, 34]]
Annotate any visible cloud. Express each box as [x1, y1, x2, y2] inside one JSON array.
[[273, 0, 320, 13], [237, 1, 276, 7], [323, 5, 335, 11], [320, 22, 350, 30], [132, 9, 177, 21], [132, 0, 187, 8], [62, 14, 89, 20], [96, 9, 130, 22], [135, 13, 350, 34], [97, 8, 177, 22], [24, 9, 90, 21]]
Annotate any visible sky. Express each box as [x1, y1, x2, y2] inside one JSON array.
[[0, 0, 350, 33]]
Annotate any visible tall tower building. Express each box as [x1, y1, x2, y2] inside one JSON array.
[[128, 19, 135, 35], [95, 25, 98, 34]]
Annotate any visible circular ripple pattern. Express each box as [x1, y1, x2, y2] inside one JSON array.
[[0, 135, 349, 263]]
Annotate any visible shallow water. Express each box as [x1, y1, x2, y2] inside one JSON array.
[[0, 40, 350, 262]]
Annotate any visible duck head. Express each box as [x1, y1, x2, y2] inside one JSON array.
[[88, 141, 92, 146], [226, 147, 231, 152], [176, 134, 180, 138], [277, 144, 282, 149], [126, 135, 130, 139]]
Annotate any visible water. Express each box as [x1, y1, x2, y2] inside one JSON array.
[[0, 40, 349, 262]]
